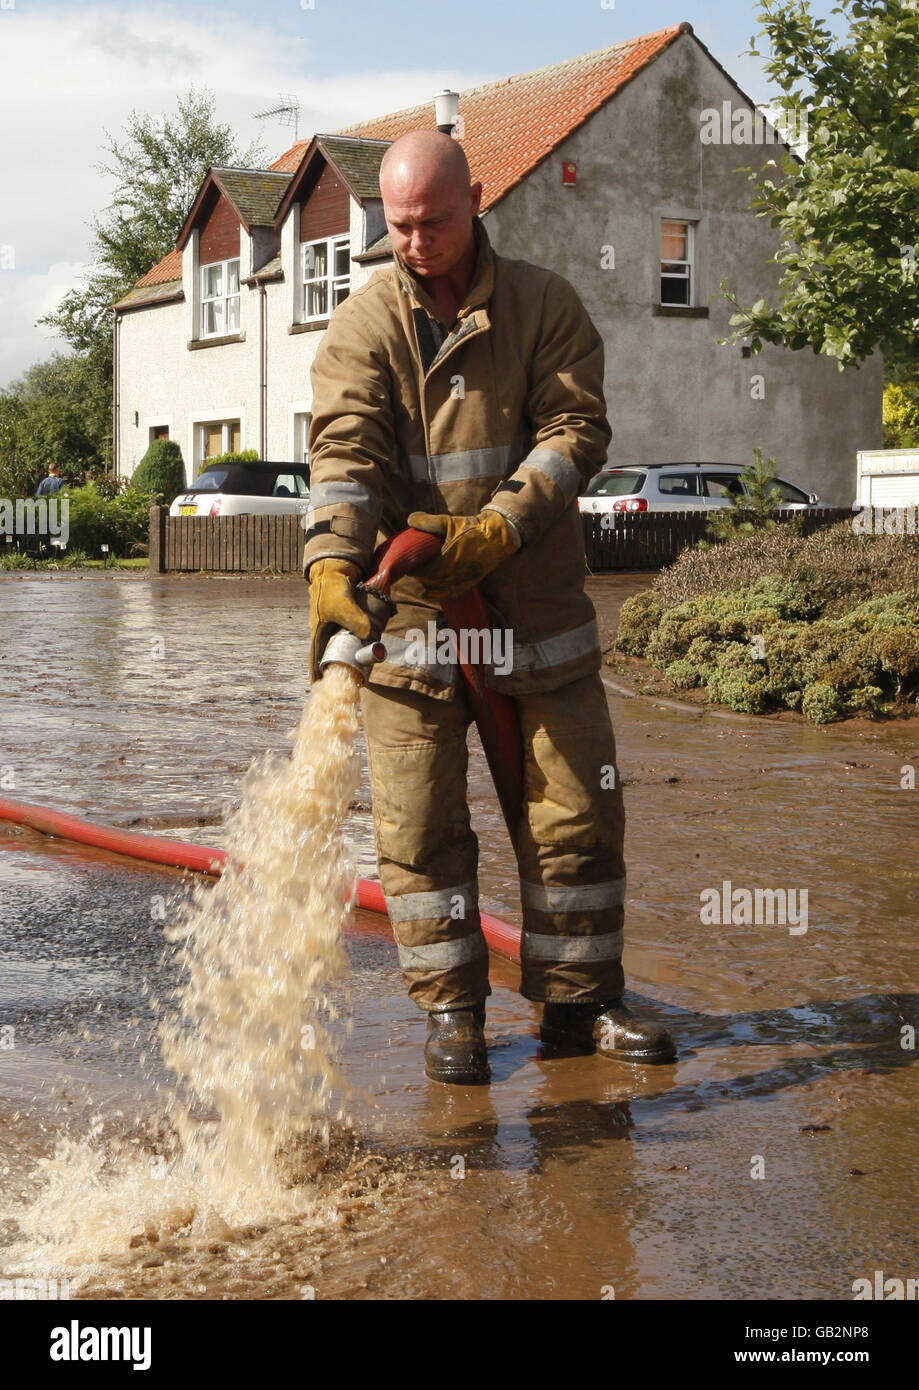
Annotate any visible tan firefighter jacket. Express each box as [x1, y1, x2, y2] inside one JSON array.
[[303, 215, 612, 698]]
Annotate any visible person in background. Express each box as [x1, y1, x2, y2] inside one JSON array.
[[35, 463, 65, 497]]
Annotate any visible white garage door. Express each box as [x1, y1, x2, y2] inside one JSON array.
[[868, 474, 919, 505]]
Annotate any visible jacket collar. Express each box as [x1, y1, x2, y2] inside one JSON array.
[[393, 216, 494, 320]]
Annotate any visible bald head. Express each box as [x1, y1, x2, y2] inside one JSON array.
[[379, 130, 471, 200], [380, 130, 482, 286]]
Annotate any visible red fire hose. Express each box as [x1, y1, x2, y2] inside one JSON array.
[[0, 796, 521, 964], [0, 527, 527, 966], [364, 528, 525, 843]]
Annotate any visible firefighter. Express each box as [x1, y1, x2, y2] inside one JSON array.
[[306, 130, 676, 1083]]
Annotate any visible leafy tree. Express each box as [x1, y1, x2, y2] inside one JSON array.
[[0, 354, 107, 498], [0, 395, 31, 501], [3, 90, 263, 498], [723, 0, 919, 370], [41, 88, 263, 358], [883, 382, 919, 448]]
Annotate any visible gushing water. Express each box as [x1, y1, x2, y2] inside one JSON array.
[[160, 662, 363, 1212], [4, 665, 365, 1270]]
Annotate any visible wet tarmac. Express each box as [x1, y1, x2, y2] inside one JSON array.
[[1, 570, 918, 1299]]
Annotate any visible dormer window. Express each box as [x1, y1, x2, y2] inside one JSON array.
[[301, 235, 350, 321], [201, 258, 241, 337]]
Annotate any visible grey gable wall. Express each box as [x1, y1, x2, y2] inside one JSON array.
[[482, 32, 882, 505]]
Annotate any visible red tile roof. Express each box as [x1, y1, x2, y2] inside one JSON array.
[[273, 23, 688, 209], [133, 24, 688, 292], [136, 248, 182, 286], [269, 142, 310, 174]]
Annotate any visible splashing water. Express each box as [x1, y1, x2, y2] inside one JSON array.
[[5, 664, 366, 1270], [160, 661, 363, 1213]]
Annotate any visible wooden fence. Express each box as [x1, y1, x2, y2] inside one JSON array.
[[581, 507, 854, 570], [149, 508, 306, 575], [149, 505, 855, 575]]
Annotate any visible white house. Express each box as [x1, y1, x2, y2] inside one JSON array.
[[113, 22, 882, 506]]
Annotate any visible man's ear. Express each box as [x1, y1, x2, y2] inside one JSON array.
[[470, 182, 483, 217]]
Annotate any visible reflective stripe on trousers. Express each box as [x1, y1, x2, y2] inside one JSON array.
[[514, 672, 626, 1003], [362, 669, 626, 1010]]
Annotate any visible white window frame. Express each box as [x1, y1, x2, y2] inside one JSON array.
[[293, 411, 312, 466], [200, 257, 241, 338], [660, 221, 694, 307], [300, 235, 350, 322], [196, 419, 242, 469]]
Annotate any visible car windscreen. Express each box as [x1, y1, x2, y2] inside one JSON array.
[[584, 471, 646, 497], [188, 467, 308, 497], [188, 469, 229, 492]]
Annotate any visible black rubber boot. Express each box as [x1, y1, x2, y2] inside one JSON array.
[[540, 999, 676, 1064], [425, 1004, 490, 1085]]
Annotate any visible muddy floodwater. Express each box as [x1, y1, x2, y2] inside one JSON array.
[[1, 570, 917, 1300]]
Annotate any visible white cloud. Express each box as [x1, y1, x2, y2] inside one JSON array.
[[0, 3, 493, 386], [0, 262, 92, 385]]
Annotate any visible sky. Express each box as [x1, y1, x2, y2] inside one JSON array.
[[0, 0, 844, 387]]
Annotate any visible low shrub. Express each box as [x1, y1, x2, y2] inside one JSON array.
[[663, 658, 701, 689], [59, 482, 152, 558], [616, 579, 919, 721], [0, 550, 35, 570], [616, 590, 662, 655], [653, 521, 919, 616], [801, 681, 841, 724]]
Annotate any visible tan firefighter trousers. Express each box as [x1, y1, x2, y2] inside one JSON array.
[[362, 670, 626, 1011]]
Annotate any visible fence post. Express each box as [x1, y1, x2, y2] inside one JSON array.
[[148, 506, 166, 573]]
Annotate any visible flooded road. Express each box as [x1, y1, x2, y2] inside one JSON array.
[[1, 570, 917, 1299]]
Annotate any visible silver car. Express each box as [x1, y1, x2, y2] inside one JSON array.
[[578, 463, 820, 516]]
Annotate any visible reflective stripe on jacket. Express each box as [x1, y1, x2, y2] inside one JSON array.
[[303, 216, 612, 697]]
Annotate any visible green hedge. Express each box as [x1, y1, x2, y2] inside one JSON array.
[[59, 482, 152, 558]]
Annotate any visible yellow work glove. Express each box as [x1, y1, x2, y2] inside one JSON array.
[[407, 510, 520, 602], [308, 558, 371, 683]]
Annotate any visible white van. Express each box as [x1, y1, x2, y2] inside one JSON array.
[[855, 449, 919, 508]]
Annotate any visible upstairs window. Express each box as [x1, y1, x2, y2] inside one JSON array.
[[660, 221, 694, 307], [301, 236, 350, 321], [201, 258, 241, 337]]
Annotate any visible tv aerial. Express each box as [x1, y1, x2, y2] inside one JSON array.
[[253, 95, 302, 143]]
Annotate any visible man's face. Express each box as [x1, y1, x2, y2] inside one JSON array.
[[383, 173, 482, 279]]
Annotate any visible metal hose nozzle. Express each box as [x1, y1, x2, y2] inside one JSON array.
[[319, 630, 387, 676]]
